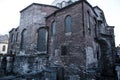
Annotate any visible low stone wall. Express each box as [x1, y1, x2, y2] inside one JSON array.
[[13, 55, 47, 74]]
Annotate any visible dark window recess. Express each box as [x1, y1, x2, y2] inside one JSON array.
[[2, 45, 6, 51], [11, 34, 14, 42], [37, 28, 47, 52], [87, 11, 91, 34], [51, 21, 56, 36], [10, 50, 12, 54], [61, 46, 67, 55], [16, 33, 18, 42], [1, 57, 7, 72], [97, 51, 99, 60], [57, 67, 64, 80], [21, 29, 27, 49]]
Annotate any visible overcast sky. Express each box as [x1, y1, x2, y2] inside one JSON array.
[[0, 0, 120, 46]]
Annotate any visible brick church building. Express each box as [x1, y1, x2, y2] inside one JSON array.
[[6, 0, 117, 80]]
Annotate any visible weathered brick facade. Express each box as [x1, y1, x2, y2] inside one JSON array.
[[7, 3, 58, 75], [5, 0, 117, 80], [46, 1, 116, 80]]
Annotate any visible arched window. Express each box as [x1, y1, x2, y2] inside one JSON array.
[[87, 11, 91, 34], [94, 18, 97, 37], [65, 15, 72, 33], [37, 28, 48, 52], [2, 45, 6, 51], [61, 1, 66, 8], [16, 33, 18, 42], [21, 29, 27, 49], [11, 34, 14, 42], [51, 21, 56, 36]]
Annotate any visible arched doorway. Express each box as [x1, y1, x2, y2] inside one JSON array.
[[98, 38, 114, 77]]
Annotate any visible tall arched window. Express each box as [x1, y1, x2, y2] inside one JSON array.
[[37, 28, 47, 52], [11, 34, 14, 42], [2, 45, 6, 51], [51, 21, 56, 36], [94, 18, 97, 37], [87, 11, 91, 34], [65, 15, 72, 33], [16, 33, 18, 42], [21, 29, 27, 49]]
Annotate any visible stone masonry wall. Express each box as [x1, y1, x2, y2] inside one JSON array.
[[11, 3, 58, 74]]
